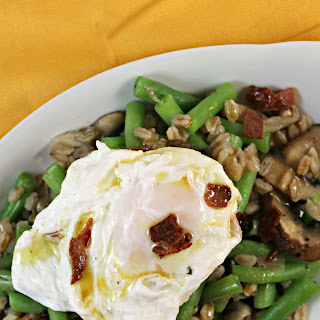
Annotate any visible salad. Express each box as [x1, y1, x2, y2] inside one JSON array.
[[0, 76, 319, 320]]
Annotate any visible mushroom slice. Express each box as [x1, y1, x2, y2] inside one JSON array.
[[283, 125, 320, 170], [263, 105, 300, 133], [261, 156, 320, 201], [259, 192, 320, 261], [93, 111, 125, 137]]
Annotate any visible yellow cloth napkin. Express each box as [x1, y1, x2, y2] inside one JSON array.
[[1, 0, 320, 138]]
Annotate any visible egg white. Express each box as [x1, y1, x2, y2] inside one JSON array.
[[12, 143, 241, 320]]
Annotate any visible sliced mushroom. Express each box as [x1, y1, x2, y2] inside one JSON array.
[[223, 301, 251, 320], [52, 127, 100, 148], [261, 156, 320, 201], [263, 105, 299, 133], [283, 125, 320, 169], [259, 192, 320, 261], [93, 111, 125, 137]]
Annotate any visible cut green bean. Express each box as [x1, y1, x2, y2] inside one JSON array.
[[187, 133, 209, 151], [0, 278, 14, 292], [259, 279, 320, 320], [0, 255, 12, 270], [229, 134, 243, 149], [303, 212, 314, 226], [0, 270, 11, 281], [254, 283, 276, 309], [0, 172, 36, 222], [0, 290, 7, 297], [220, 118, 270, 153], [155, 94, 184, 126], [42, 162, 66, 196], [214, 300, 229, 313], [187, 83, 236, 135], [235, 172, 257, 213], [134, 76, 200, 112], [200, 274, 243, 304], [9, 291, 45, 314], [312, 191, 320, 202], [125, 102, 145, 149], [231, 263, 306, 284], [48, 308, 69, 320], [176, 281, 206, 320], [101, 136, 125, 149], [228, 240, 275, 259]]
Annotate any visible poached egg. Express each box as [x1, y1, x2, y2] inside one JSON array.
[[12, 143, 241, 319]]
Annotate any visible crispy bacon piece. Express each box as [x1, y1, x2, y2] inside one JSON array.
[[236, 212, 253, 236], [258, 202, 282, 243], [243, 108, 264, 139], [69, 218, 93, 284], [150, 213, 192, 258], [131, 145, 150, 151], [247, 86, 296, 112], [204, 183, 231, 208]]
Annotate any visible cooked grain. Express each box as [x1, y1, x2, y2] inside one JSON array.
[[8, 187, 25, 202], [207, 265, 225, 283], [24, 192, 39, 212], [200, 303, 214, 320], [235, 254, 257, 267], [254, 178, 273, 194], [171, 114, 192, 128]]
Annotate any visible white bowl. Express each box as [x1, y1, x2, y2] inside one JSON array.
[[1, 41, 320, 318]]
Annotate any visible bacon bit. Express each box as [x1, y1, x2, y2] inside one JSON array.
[[69, 218, 93, 284], [267, 248, 281, 263], [247, 86, 296, 112], [150, 213, 192, 258], [243, 109, 264, 139], [258, 205, 282, 243], [17, 318, 33, 320], [131, 145, 150, 151], [236, 212, 253, 236], [204, 183, 231, 208]]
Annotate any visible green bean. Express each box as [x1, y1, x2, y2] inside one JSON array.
[[0, 255, 12, 270], [200, 274, 243, 304], [214, 300, 229, 313], [48, 308, 69, 320], [134, 76, 201, 112], [187, 83, 236, 135], [0, 172, 36, 222], [0, 270, 11, 281], [125, 101, 145, 149], [9, 291, 45, 314], [228, 240, 275, 259], [229, 134, 243, 149], [187, 133, 209, 151], [231, 263, 306, 284], [154, 94, 184, 126], [234, 172, 257, 213], [176, 281, 206, 320], [42, 162, 66, 196], [302, 212, 313, 226], [0, 290, 7, 297], [259, 279, 320, 320], [220, 118, 270, 153], [254, 283, 276, 309], [101, 136, 125, 149], [0, 278, 14, 292]]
